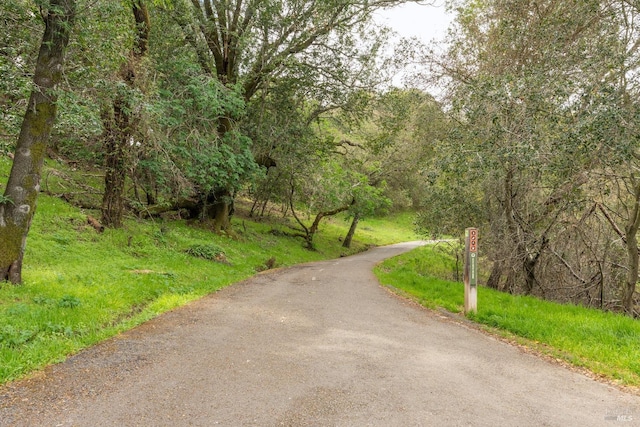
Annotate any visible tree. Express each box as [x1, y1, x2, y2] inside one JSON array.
[[172, 0, 421, 231], [143, 15, 259, 225], [426, 0, 629, 304], [577, 0, 640, 314], [326, 89, 441, 247], [417, 0, 640, 316], [287, 160, 356, 248], [101, 0, 151, 228], [366, 88, 445, 210], [0, 0, 76, 283], [341, 178, 391, 248]]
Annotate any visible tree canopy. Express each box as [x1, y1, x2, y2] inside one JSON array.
[[0, 0, 437, 280]]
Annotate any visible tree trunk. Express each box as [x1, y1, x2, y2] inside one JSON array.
[[624, 232, 639, 315], [306, 200, 354, 248], [503, 167, 525, 294], [505, 268, 517, 294], [342, 212, 360, 248], [486, 260, 503, 290], [0, 0, 76, 283], [101, 0, 149, 228], [597, 200, 639, 315], [622, 182, 640, 316], [196, 188, 234, 232], [101, 103, 127, 227], [522, 257, 537, 295], [209, 189, 233, 233], [287, 182, 354, 249], [205, 116, 237, 231], [502, 166, 542, 296]]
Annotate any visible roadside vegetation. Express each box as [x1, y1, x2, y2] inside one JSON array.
[[375, 245, 640, 388], [0, 155, 420, 385]]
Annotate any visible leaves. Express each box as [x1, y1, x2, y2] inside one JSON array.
[[419, 0, 640, 312], [185, 243, 225, 261]]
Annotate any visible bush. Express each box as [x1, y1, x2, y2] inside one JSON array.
[[185, 243, 225, 261]]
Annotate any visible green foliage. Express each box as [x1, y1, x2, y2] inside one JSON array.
[[146, 49, 258, 198], [415, 182, 485, 239], [337, 88, 446, 212], [375, 246, 640, 386], [0, 1, 41, 153], [171, 130, 258, 196], [350, 174, 392, 218], [185, 243, 225, 261], [52, 0, 135, 162], [0, 194, 14, 205], [428, 0, 640, 310], [57, 295, 81, 309]]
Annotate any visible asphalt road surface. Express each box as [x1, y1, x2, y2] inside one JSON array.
[[1, 241, 639, 426]]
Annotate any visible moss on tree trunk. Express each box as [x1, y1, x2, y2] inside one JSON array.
[[0, 0, 76, 284]]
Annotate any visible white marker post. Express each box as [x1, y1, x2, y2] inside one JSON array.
[[464, 228, 478, 314]]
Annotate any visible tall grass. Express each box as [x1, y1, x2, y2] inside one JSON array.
[[375, 245, 640, 387]]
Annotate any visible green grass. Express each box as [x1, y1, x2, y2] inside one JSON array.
[[347, 211, 421, 245], [375, 245, 640, 387], [0, 156, 418, 384]]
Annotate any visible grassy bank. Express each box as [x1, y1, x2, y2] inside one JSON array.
[[0, 157, 419, 385], [375, 245, 640, 388]]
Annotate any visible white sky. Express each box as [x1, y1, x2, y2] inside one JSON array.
[[374, 2, 455, 90], [375, 1, 454, 44]]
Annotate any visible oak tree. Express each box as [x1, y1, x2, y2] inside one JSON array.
[[0, 0, 76, 283], [173, 0, 422, 231]]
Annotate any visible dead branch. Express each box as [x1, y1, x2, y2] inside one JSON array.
[[596, 202, 638, 256], [87, 215, 105, 233]]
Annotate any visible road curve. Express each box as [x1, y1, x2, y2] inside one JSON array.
[[1, 241, 639, 426]]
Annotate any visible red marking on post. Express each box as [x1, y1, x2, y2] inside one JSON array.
[[469, 228, 477, 253]]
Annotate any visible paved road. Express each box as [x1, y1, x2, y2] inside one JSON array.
[[1, 242, 639, 426]]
